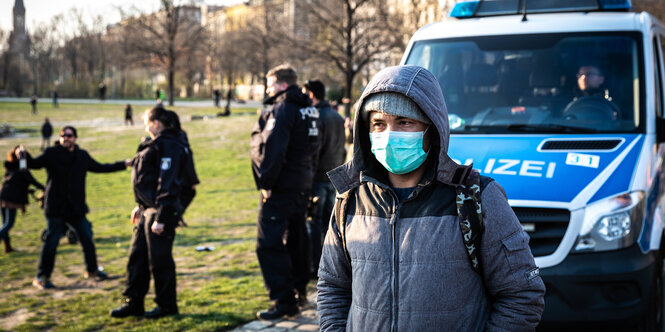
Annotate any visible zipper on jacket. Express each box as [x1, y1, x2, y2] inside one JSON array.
[[390, 197, 400, 332]]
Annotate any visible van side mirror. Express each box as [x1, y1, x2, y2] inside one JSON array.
[[658, 117, 665, 143]]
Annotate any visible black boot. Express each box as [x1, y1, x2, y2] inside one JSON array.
[[297, 288, 308, 308], [257, 301, 299, 320], [110, 298, 144, 318], [144, 306, 178, 319], [3, 239, 14, 253]]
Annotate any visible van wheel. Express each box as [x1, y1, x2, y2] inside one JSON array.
[[640, 255, 664, 332]]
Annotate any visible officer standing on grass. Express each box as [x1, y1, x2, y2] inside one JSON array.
[[250, 64, 321, 320], [26, 126, 129, 290], [111, 106, 188, 319], [301, 80, 346, 278]]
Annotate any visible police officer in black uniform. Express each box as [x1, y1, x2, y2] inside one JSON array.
[[250, 64, 321, 320], [111, 107, 188, 319]]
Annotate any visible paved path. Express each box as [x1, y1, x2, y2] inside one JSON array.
[[233, 289, 320, 332], [0, 97, 262, 109]]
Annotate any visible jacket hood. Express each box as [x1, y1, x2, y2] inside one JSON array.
[[329, 65, 471, 193]]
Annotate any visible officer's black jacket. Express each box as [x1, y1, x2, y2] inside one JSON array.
[[313, 100, 346, 183], [131, 129, 187, 227], [177, 130, 199, 212], [1, 161, 44, 205], [250, 85, 320, 192], [27, 143, 126, 217]]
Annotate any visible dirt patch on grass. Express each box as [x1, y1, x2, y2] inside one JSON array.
[[0, 308, 34, 330]]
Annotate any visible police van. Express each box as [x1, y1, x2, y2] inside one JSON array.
[[401, 0, 665, 328]]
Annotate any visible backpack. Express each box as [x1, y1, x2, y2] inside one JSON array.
[[334, 169, 487, 274]]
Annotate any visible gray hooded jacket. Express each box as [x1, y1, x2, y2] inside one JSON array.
[[317, 65, 545, 331]]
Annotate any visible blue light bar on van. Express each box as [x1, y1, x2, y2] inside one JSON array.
[[598, 0, 632, 10], [450, 1, 480, 18], [449, 0, 632, 19]]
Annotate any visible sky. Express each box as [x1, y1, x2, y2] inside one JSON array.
[[0, 0, 244, 32]]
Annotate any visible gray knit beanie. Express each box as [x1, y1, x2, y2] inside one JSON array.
[[361, 92, 431, 125]]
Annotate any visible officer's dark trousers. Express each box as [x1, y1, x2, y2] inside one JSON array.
[[309, 181, 336, 275], [38, 215, 96, 279], [257, 191, 311, 304], [123, 212, 177, 310]]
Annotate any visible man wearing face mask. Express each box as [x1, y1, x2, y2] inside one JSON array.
[[317, 65, 545, 331]]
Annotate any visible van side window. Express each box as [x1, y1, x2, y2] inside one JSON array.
[[654, 35, 665, 118], [655, 37, 664, 118]]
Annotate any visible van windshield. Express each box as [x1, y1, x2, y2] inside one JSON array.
[[405, 33, 643, 134]]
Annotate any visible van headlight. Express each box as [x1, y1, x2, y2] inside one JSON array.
[[573, 191, 645, 253]]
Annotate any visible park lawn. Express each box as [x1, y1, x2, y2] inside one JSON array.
[[0, 102, 271, 331]]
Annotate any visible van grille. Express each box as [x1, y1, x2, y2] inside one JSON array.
[[541, 139, 621, 150], [512, 207, 570, 257]]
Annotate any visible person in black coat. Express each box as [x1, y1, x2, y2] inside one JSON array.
[[1, 146, 44, 253], [124, 104, 134, 126], [111, 107, 189, 319], [301, 80, 346, 278], [26, 126, 129, 289], [213, 89, 221, 107], [30, 95, 38, 114], [250, 64, 321, 320], [41, 118, 53, 151]]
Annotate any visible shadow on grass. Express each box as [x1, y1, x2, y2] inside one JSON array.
[[203, 188, 256, 195], [172, 311, 249, 329], [94, 235, 130, 245], [175, 234, 252, 247], [178, 269, 256, 279]]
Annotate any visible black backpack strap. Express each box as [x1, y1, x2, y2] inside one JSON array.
[[455, 169, 484, 274], [334, 189, 353, 264]]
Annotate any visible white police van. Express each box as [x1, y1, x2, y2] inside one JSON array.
[[401, 0, 665, 328]]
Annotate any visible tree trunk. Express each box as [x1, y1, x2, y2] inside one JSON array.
[[345, 73, 353, 118], [168, 51, 175, 106]]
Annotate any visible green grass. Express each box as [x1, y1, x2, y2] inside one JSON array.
[[0, 102, 271, 331]]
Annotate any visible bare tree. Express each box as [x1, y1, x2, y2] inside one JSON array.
[[56, 9, 110, 96], [404, 0, 442, 35], [299, 0, 403, 117], [28, 20, 63, 96], [241, 0, 291, 99], [120, 0, 207, 105], [0, 29, 8, 90], [212, 30, 245, 100]]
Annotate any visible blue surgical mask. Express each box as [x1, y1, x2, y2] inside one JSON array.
[[370, 130, 429, 174]]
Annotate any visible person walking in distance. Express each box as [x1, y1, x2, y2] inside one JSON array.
[[250, 64, 321, 320], [213, 89, 221, 108], [1, 146, 45, 253], [30, 95, 38, 114], [52, 90, 58, 108], [302, 80, 345, 278], [111, 107, 189, 319], [99, 83, 107, 101], [124, 104, 134, 126], [41, 118, 53, 151], [26, 126, 129, 289]]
